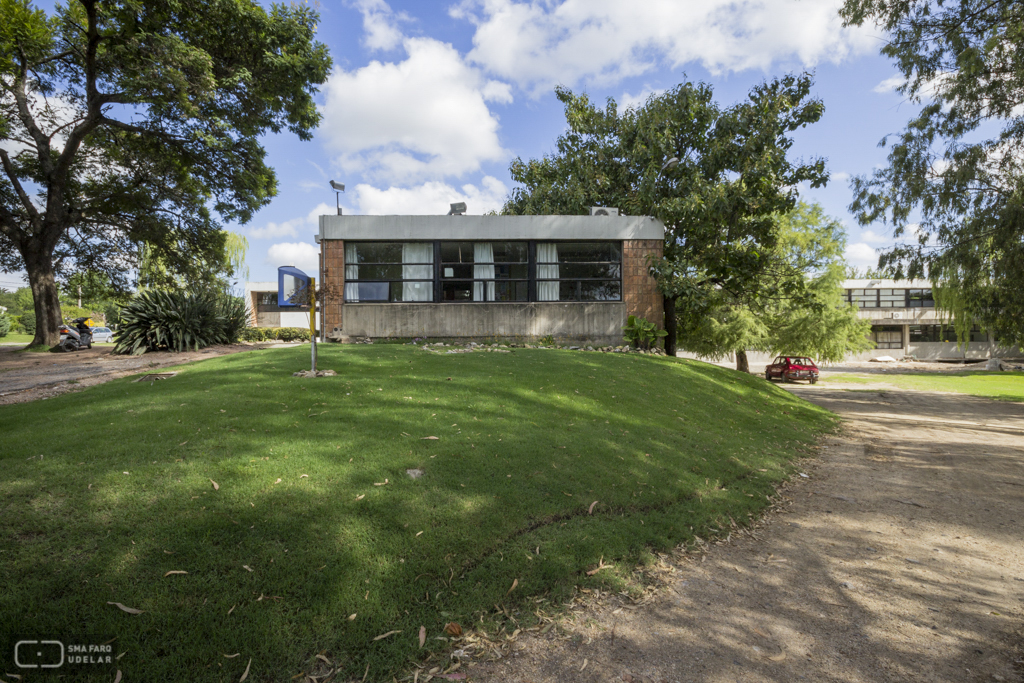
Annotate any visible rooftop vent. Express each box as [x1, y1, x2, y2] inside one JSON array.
[[590, 207, 619, 216], [448, 202, 467, 215]]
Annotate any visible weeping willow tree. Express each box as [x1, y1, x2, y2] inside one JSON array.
[[138, 231, 248, 292]]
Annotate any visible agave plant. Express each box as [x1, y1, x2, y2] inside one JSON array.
[[113, 290, 247, 355]]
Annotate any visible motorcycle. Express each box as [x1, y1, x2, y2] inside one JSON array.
[[58, 317, 94, 352]]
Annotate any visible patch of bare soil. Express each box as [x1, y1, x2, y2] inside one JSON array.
[[0, 343, 266, 405], [468, 387, 1024, 683]]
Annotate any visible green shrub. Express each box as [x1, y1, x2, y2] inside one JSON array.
[[113, 290, 248, 355], [0, 313, 10, 337], [275, 327, 311, 342], [239, 326, 311, 342], [19, 312, 35, 335], [622, 314, 667, 350]]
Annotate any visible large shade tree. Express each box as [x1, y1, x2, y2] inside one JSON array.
[[841, 0, 1024, 345], [0, 0, 331, 346], [678, 201, 873, 371], [503, 77, 828, 355]]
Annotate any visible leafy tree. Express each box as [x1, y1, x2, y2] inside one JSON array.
[[841, 0, 1024, 345], [679, 202, 873, 371], [503, 77, 828, 355], [0, 0, 331, 346]]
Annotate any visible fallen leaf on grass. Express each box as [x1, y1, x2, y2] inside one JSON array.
[[6, 674, 22, 681], [223, 653, 240, 658], [373, 630, 401, 641], [444, 622, 462, 637], [113, 671, 122, 683], [586, 556, 614, 576], [274, 478, 282, 484], [421, 436, 439, 440], [242, 565, 253, 572], [299, 474, 309, 479], [228, 605, 235, 615], [415, 531, 424, 537], [210, 479, 219, 491], [316, 654, 331, 664], [588, 501, 598, 515], [373, 479, 389, 486], [107, 602, 143, 615], [178, 441, 188, 446], [239, 657, 251, 682], [419, 626, 426, 648], [163, 550, 173, 554], [506, 578, 518, 595], [163, 571, 187, 577], [354, 494, 365, 500], [348, 613, 357, 621]]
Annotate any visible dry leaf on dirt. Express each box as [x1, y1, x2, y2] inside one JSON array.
[[163, 570, 187, 577], [768, 652, 787, 662], [107, 602, 143, 615], [588, 500, 598, 514], [443, 622, 463, 637], [507, 578, 518, 595], [419, 625, 426, 648], [210, 479, 219, 490], [373, 630, 402, 641], [579, 658, 588, 672], [239, 657, 251, 682]]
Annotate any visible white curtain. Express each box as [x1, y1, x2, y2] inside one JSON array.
[[402, 243, 433, 302], [536, 243, 559, 301], [473, 242, 495, 302], [344, 243, 359, 302]]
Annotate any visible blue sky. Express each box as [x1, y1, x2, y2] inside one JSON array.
[[1, 0, 919, 291]]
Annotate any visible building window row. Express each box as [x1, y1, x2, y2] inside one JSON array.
[[342, 241, 622, 303], [909, 325, 989, 343], [845, 288, 934, 308]]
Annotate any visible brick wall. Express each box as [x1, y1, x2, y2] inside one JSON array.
[[322, 240, 345, 337], [622, 239, 664, 327]]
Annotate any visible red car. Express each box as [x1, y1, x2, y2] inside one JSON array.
[[765, 356, 819, 384]]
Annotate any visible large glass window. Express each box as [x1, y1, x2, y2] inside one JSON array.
[[847, 289, 878, 308], [536, 242, 621, 302], [344, 242, 434, 302], [907, 289, 935, 307], [909, 325, 959, 343], [871, 325, 903, 349], [440, 242, 528, 302], [878, 289, 905, 308]]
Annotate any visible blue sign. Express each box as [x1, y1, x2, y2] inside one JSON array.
[[278, 266, 311, 307]]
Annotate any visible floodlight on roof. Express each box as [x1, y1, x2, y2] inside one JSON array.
[[447, 202, 467, 215], [329, 180, 345, 215]]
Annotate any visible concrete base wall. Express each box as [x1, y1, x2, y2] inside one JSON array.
[[337, 302, 627, 345]]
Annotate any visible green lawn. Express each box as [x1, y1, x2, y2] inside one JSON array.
[[0, 333, 35, 345], [0, 345, 835, 681], [824, 371, 1024, 402]]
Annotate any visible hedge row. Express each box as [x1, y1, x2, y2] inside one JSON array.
[[239, 327, 312, 342]]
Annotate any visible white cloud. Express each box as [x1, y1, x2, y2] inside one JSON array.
[[619, 88, 666, 111], [873, 74, 904, 94], [845, 242, 880, 270], [353, 0, 409, 51], [831, 171, 851, 183], [248, 203, 332, 239], [451, 0, 875, 95], [266, 242, 320, 274], [319, 36, 512, 184], [858, 229, 889, 245], [352, 176, 508, 214]]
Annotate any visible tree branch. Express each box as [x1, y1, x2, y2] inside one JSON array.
[[0, 148, 40, 224]]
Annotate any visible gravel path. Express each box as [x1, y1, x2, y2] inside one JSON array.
[[468, 385, 1024, 683]]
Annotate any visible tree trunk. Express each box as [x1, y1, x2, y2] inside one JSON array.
[[735, 349, 749, 373], [663, 295, 677, 356], [25, 245, 63, 347]]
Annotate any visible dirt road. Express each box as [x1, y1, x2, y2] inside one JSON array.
[[470, 386, 1024, 682], [0, 343, 268, 405]]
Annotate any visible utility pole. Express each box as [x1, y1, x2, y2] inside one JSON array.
[[77, 285, 81, 308]]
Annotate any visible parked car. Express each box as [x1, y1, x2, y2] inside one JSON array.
[[90, 326, 114, 343], [765, 356, 819, 384]]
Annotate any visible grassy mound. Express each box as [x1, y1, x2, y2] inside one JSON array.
[[0, 345, 835, 680]]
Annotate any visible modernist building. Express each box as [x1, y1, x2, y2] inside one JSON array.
[[842, 278, 1020, 361], [312, 213, 665, 345]]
